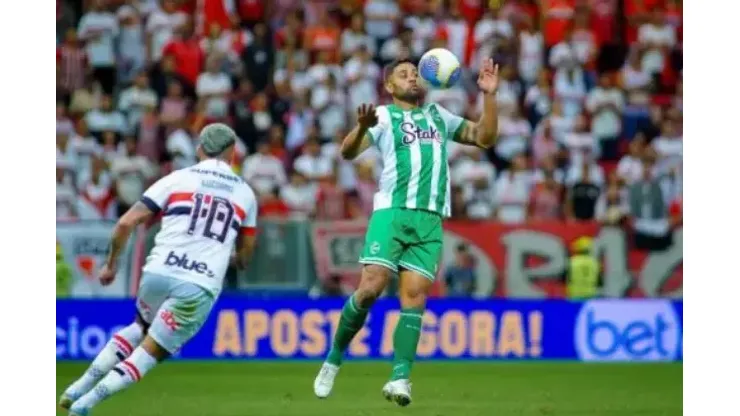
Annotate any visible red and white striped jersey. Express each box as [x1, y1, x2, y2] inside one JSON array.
[[140, 159, 257, 296]]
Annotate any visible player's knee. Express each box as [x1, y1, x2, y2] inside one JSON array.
[[400, 286, 427, 308], [355, 265, 391, 307]]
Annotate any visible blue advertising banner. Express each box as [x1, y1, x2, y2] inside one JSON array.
[[56, 298, 682, 362]]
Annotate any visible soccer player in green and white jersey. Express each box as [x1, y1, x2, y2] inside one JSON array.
[[313, 58, 500, 406]]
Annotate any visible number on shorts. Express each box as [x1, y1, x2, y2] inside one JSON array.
[[186, 193, 235, 243]]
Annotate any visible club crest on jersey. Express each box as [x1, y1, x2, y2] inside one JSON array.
[[400, 122, 442, 145]]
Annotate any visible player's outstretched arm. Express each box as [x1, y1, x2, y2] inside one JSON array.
[[340, 104, 377, 160], [455, 59, 500, 149], [100, 202, 156, 285]]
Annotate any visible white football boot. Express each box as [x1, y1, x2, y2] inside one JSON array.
[[382, 379, 412, 407], [313, 362, 339, 399]]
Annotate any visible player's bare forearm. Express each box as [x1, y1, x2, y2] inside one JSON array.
[[234, 234, 257, 269], [340, 124, 370, 160], [475, 92, 498, 148], [106, 201, 155, 268]]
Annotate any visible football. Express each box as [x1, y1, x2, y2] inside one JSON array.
[[418, 48, 462, 89]]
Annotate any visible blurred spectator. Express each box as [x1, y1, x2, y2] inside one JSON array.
[[162, 19, 205, 89], [57, 130, 78, 180], [312, 75, 347, 141], [518, 16, 544, 87], [274, 55, 311, 97], [473, 8, 514, 72], [71, 119, 101, 174], [450, 185, 469, 220], [565, 160, 601, 221], [629, 156, 672, 251], [294, 137, 334, 181], [341, 13, 376, 59], [77, 155, 117, 220], [159, 81, 190, 129], [638, 9, 676, 75], [620, 49, 652, 93], [110, 136, 158, 214], [531, 121, 560, 168], [524, 71, 552, 128], [57, 29, 88, 100], [495, 107, 532, 169], [116, 5, 146, 84], [493, 154, 530, 224], [137, 106, 162, 163], [270, 80, 294, 129], [533, 155, 565, 185], [344, 47, 382, 114], [308, 274, 353, 298], [57, 160, 78, 220], [242, 22, 274, 92], [595, 181, 629, 226], [308, 51, 344, 87], [69, 75, 103, 117], [637, 104, 663, 140], [100, 130, 121, 162], [553, 65, 587, 118], [652, 119, 682, 174], [197, 0, 239, 36], [86, 95, 127, 138], [444, 244, 476, 297], [364, 0, 400, 50], [403, 1, 437, 52], [200, 23, 239, 63], [617, 135, 648, 184], [304, 8, 341, 59], [166, 121, 196, 169], [238, 0, 266, 27], [562, 115, 599, 166], [196, 55, 233, 119], [437, 2, 471, 68], [315, 173, 348, 220], [281, 172, 317, 219], [275, 31, 308, 72], [57, 102, 75, 136], [586, 72, 624, 161], [150, 54, 191, 99], [242, 140, 288, 196], [78, 0, 119, 94], [426, 80, 468, 117], [453, 146, 497, 216], [145, 0, 188, 63], [380, 26, 423, 63], [528, 169, 563, 221], [570, 12, 598, 70], [537, 100, 575, 144], [565, 148, 605, 187], [259, 186, 291, 218], [118, 71, 158, 132], [542, 0, 575, 47], [285, 97, 315, 151]]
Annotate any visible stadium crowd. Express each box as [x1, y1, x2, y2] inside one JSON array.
[[56, 0, 683, 244]]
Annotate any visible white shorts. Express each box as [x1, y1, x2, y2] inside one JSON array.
[[136, 272, 216, 354]]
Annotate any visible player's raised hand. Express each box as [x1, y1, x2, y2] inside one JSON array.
[[477, 58, 499, 95], [357, 104, 378, 129], [98, 264, 116, 286]]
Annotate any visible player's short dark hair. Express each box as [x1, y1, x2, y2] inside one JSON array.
[[384, 58, 417, 81]]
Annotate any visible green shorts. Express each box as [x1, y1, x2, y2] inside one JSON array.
[[359, 208, 443, 281]]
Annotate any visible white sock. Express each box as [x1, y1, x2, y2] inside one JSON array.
[[73, 347, 158, 410], [64, 323, 143, 398]]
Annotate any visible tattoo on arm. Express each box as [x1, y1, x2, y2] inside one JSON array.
[[455, 122, 483, 147]]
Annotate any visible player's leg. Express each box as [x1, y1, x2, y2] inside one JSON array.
[[69, 277, 215, 415], [382, 211, 443, 407], [314, 209, 402, 398], [59, 318, 146, 409], [58, 274, 168, 409]]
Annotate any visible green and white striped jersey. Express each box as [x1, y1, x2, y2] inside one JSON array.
[[365, 103, 468, 217]]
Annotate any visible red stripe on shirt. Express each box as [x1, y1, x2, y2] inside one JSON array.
[[240, 227, 257, 236], [233, 203, 246, 222], [167, 192, 194, 206]]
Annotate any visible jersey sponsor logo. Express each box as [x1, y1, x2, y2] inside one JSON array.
[[574, 300, 681, 362], [400, 122, 442, 145], [164, 251, 216, 278]]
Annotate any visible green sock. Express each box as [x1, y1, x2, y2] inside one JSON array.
[[390, 307, 424, 381], [326, 294, 369, 366]]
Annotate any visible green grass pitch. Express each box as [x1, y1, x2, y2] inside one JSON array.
[[56, 361, 682, 416]]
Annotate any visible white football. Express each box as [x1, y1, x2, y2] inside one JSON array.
[[418, 48, 462, 89]]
